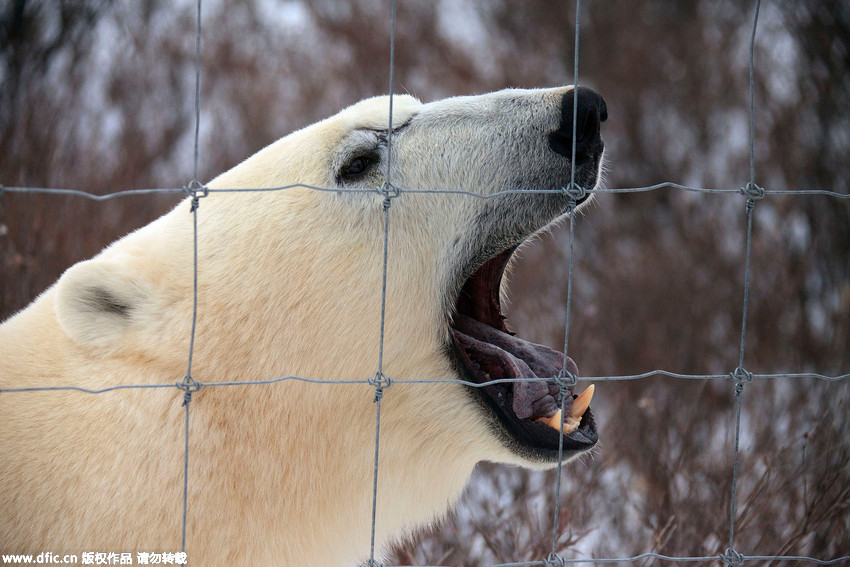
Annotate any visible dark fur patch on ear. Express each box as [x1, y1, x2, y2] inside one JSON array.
[[85, 287, 133, 316]]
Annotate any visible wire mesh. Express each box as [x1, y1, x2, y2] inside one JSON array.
[[0, 0, 848, 566]]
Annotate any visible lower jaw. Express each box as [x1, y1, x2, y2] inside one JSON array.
[[456, 365, 598, 465]]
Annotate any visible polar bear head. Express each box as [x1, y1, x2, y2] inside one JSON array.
[[46, 86, 606, 562]]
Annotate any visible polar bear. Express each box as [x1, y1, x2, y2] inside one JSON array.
[[0, 86, 606, 565]]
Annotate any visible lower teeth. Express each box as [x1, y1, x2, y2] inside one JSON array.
[[533, 384, 595, 435]]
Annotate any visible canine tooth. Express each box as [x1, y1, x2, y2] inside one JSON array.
[[570, 384, 594, 418], [534, 411, 559, 430]]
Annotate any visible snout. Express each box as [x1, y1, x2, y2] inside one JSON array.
[[548, 87, 607, 163]]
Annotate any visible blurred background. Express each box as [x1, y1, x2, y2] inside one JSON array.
[[1, 0, 848, 564]]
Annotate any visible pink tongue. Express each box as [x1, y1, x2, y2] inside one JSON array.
[[452, 314, 578, 420]]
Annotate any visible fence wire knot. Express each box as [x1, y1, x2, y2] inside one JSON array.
[[554, 366, 579, 395], [362, 560, 385, 567], [176, 375, 202, 406], [721, 547, 745, 566], [378, 181, 400, 208], [184, 179, 209, 212], [562, 181, 586, 208], [741, 181, 764, 212], [730, 367, 753, 394], [544, 552, 567, 567], [369, 371, 393, 402]]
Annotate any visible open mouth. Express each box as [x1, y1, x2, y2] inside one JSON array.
[[450, 248, 598, 462]]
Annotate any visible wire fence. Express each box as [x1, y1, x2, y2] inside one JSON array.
[[1, 0, 848, 565]]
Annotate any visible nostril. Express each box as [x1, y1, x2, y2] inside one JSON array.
[[549, 87, 606, 160]]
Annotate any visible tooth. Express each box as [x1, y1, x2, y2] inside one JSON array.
[[534, 411, 559, 430], [534, 385, 596, 435], [561, 416, 581, 434], [570, 384, 595, 418], [534, 410, 582, 435]]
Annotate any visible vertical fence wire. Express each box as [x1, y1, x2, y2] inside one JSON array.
[[176, 0, 205, 557], [726, 2, 762, 565], [368, 2, 399, 565], [1, 0, 848, 566], [549, 1, 583, 563]]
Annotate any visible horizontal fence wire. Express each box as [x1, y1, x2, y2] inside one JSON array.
[[2, 184, 850, 199], [1, 0, 848, 566], [2, 371, 848, 397]]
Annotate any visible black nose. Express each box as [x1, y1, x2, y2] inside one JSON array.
[[549, 87, 607, 160]]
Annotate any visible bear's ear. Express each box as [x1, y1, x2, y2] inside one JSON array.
[[55, 257, 153, 347]]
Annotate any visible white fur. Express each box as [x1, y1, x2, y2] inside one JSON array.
[[0, 87, 601, 565]]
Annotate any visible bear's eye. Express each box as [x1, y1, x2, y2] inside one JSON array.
[[343, 156, 374, 179]]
